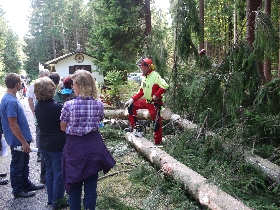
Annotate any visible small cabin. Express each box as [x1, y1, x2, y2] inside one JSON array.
[[44, 52, 104, 82]]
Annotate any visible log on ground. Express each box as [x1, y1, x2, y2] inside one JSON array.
[[104, 109, 150, 120], [125, 133, 251, 210], [106, 109, 280, 184], [104, 109, 198, 130]]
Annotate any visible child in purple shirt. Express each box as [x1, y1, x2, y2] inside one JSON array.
[[60, 70, 115, 210]]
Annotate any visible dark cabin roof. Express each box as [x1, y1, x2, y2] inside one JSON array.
[[45, 52, 94, 65]]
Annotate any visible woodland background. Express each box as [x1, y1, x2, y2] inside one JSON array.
[[1, 0, 280, 209]]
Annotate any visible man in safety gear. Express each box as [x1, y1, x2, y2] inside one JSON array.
[[124, 57, 169, 145]]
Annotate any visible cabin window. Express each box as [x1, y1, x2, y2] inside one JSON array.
[[69, 65, 92, 74]]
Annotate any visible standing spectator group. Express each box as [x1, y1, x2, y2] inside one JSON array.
[[0, 70, 115, 210]]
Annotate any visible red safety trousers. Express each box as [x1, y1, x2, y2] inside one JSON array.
[[127, 99, 162, 144]]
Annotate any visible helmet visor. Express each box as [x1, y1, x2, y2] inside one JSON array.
[[136, 57, 148, 67]]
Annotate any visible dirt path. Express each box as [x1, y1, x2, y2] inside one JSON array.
[[0, 95, 53, 210]]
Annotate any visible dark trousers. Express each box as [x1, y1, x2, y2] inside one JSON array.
[[68, 173, 98, 210], [36, 126, 46, 181], [10, 148, 32, 194]]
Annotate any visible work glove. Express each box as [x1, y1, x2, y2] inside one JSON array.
[[125, 98, 134, 107], [152, 95, 158, 100]]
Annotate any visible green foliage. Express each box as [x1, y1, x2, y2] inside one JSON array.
[[253, 11, 279, 62], [170, 0, 202, 62], [2, 30, 21, 73], [167, 41, 260, 127], [254, 78, 280, 115], [163, 131, 280, 209], [0, 6, 21, 74], [87, 0, 145, 74], [104, 70, 124, 96], [24, 0, 89, 77]]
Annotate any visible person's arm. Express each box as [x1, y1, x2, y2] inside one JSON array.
[[27, 84, 35, 115], [8, 117, 30, 153], [28, 97, 35, 116], [132, 88, 144, 101], [60, 121, 67, 131]]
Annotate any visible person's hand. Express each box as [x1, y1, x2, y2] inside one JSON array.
[[21, 142, 31, 153], [125, 98, 134, 107], [152, 95, 159, 100]]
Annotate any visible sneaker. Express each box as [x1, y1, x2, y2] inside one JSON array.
[[14, 190, 35, 198], [28, 183, 44, 191], [133, 123, 145, 138], [0, 178, 8, 185], [0, 173, 7, 177]]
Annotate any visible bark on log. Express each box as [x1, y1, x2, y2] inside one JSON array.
[[245, 154, 280, 183], [104, 109, 198, 130], [125, 133, 251, 210], [104, 109, 150, 120]]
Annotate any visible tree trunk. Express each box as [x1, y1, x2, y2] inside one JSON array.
[[279, 48, 280, 77], [73, 0, 79, 46], [264, 60, 271, 82], [60, 16, 67, 52], [263, 0, 272, 82], [50, 11, 56, 58], [104, 109, 198, 130], [104, 109, 148, 120], [199, 0, 204, 50], [172, 1, 179, 108], [124, 134, 251, 210], [246, 0, 264, 81], [279, 10, 280, 77], [233, 1, 237, 44], [144, 0, 151, 36], [246, 0, 262, 47]]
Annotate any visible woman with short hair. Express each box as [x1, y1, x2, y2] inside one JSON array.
[[34, 77, 67, 209]]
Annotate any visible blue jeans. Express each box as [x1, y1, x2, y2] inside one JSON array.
[[10, 148, 32, 195], [41, 150, 65, 208], [68, 173, 98, 210]]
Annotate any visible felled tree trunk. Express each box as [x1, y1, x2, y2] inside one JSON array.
[[125, 133, 251, 210], [104, 109, 150, 120], [245, 154, 280, 183], [204, 132, 280, 183], [104, 109, 198, 130], [105, 109, 280, 183]]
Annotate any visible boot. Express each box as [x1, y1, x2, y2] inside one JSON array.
[[124, 127, 133, 132]]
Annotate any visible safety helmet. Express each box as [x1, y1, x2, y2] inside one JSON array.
[[136, 57, 154, 69]]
